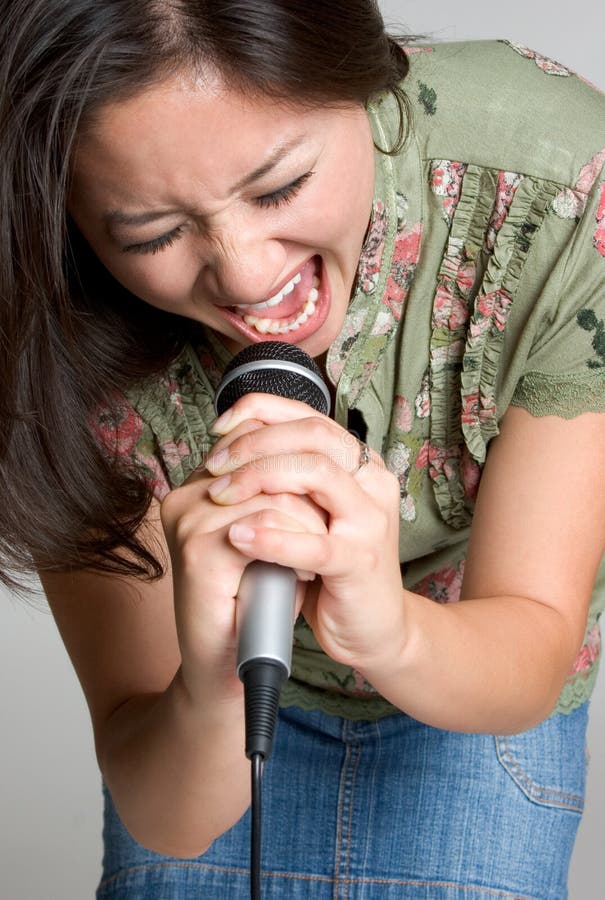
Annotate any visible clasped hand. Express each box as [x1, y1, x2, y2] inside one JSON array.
[[204, 393, 406, 680]]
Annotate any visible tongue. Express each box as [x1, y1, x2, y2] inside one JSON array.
[[236, 259, 317, 320]]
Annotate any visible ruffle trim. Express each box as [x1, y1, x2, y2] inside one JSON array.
[[428, 165, 561, 527]]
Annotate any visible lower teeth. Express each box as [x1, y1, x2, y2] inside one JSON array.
[[243, 286, 319, 335]]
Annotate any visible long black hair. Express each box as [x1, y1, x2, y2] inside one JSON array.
[[0, 0, 412, 587]]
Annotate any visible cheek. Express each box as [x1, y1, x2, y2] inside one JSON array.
[[103, 248, 200, 311]]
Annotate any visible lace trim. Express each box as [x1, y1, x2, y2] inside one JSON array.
[[555, 658, 601, 715], [512, 369, 605, 418], [280, 679, 399, 722]]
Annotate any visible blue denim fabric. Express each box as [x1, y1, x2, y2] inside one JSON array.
[[97, 702, 588, 899]]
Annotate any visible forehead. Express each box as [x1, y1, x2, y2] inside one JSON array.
[[71, 74, 322, 207]]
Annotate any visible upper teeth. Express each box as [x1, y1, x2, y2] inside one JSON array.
[[235, 272, 302, 311], [242, 284, 319, 335]]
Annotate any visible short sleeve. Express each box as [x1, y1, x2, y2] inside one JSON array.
[[91, 344, 218, 501], [512, 165, 605, 418]]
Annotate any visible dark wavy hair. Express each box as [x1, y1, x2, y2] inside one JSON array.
[[0, 0, 412, 587]]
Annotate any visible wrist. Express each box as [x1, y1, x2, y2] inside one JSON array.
[[174, 663, 244, 726], [354, 588, 419, 702]]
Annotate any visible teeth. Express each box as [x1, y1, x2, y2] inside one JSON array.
[[235, 271, 302, 311], [243, 285, 318, 335]]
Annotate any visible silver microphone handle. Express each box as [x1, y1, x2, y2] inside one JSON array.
[[235, 561, 297, 679]]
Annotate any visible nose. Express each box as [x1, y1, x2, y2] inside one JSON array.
[[200, 220, 288, 305]]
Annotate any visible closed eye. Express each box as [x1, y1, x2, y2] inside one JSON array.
[[121, 170, 314, 255], [256, 170, 314, 210], [122, 225, 185, 255]]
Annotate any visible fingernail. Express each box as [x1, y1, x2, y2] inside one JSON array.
[[206, 448, 229, 473], [229, 523, 256, 544], [207, 474, 232, 499], [211, 409, 232, 434], [296, 570, 316, 582]]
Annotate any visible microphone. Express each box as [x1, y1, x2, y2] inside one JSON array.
[[214, 341, 331, 760]]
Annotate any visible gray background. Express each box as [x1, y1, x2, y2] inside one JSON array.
[[1, 2, 604, 897]]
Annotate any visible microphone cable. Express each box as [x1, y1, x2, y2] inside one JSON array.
[[250, 752, 263, 900], [214, 341, 331, 900], [242, 658, 288, 900]]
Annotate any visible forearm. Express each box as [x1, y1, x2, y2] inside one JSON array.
[[362, 590, 580, 734], [98, 668, 249, 858]]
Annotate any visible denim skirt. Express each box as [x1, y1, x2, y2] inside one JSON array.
[[97, 701, 588, 899]]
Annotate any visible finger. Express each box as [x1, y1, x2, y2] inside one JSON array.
[[210, 450, 388, 520], [211, 393, 333, 436], [206, 417, 266, 462], [227, 507, 326, 581], [206, 415, 360, 476], [228, 520, 335, 577]]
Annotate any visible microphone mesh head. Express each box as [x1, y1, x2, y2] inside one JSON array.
[[215, 341, 330, 415]]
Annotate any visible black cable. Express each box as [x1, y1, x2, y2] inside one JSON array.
[[250, 752, 264, 900], [241, 661, 287, 900]]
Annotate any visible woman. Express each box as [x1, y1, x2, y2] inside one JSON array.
[[1, 1, 605, 897]]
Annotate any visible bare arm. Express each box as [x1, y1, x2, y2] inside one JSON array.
[[369, 406, 605, 732], [42, 466, 325, 858], [41, 504, 250, 859], [204, 398, 605, 735]]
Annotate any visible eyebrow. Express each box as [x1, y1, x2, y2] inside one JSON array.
[[105, 135, 306, 229]]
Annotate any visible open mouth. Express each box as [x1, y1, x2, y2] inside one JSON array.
[[220, 256, 328, 344]]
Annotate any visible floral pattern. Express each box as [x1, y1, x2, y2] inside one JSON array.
[[577, 309, 605, 369], [430, 160, 467, 225], [90, 397, 171, 499], [91, 42, 605, 720], [386, 432, 430, 523], [552, 149, 605, 220], [417, 80, 437, 116], [501, 41, 572, 77], [329, 189, 423, 404], [411, 559, 466, 604], [373, 217, 423, 336], [596, 183, 605, 257], [356, 201, 387, 294], [486, 172, 524, 252], [569, 624, 601, 677]]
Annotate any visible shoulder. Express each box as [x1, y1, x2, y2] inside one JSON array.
[[400, 40, 605, 188], [91, 341, 221, 498]]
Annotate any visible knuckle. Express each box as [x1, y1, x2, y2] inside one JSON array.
[[253, 508, 286, 530], [314, 540, 333, 569], [159, 487, 186, 533], [311, 453, 334, 479], [304, 415, 330, 442], [359, 543, 381, 572], [177, 529, 208, 572], [172, 512, 197, 548], [381, 467, 401, 499], [269, 491, 298, 512], [231, 430, 256, 461]]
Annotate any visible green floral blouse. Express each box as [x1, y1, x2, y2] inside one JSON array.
[[94, 41, 605, 720]]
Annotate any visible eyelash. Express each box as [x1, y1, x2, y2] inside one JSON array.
[[124, 226, 185, 256], [123, 170, 314, 256], [255, 170, 314, 210]]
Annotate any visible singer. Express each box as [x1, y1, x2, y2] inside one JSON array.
[[1, 2, 605, 898]]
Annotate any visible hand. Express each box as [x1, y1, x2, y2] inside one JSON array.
[[160, 457, 328, 704], [206, 394, 406, 679]]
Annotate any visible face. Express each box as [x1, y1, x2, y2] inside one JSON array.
[[69, 72, 376, 358]]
